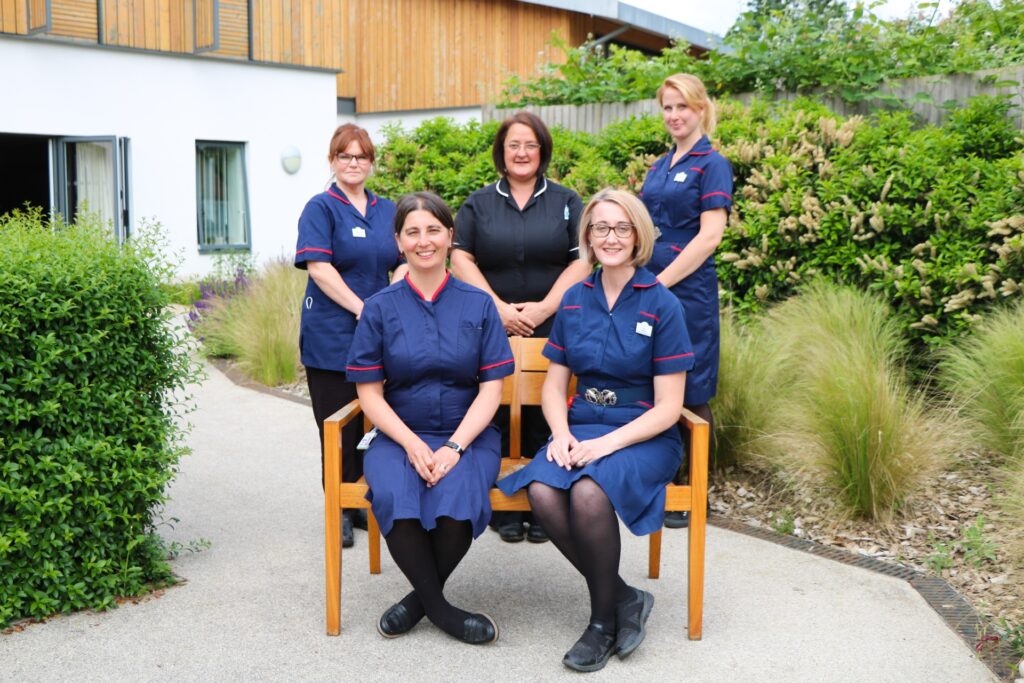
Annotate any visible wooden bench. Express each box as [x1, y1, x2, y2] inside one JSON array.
[[324, 336, 709, 639]]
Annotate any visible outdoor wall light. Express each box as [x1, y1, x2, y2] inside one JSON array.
[[281, 146, 302, 174]]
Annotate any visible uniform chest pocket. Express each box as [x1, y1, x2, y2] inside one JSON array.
[[456, 322, 483, 374], [628, 314, 657, 359]]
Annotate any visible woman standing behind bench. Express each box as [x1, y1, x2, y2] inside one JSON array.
[[347, 192, 514, 644], [452, 111, 590, 543], [498, 189, 693, 671], [640, 74, 733, 528], [295, 123, 402, 548]]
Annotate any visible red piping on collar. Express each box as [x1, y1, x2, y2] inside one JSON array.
[[633, 282, 657, 289], [405, 271, 450, 302], [582, 280, 595, 288], [326, 188, 350, 204]]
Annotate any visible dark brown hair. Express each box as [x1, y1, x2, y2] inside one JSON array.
[[491, 111, 552, 178], [393, 192, 455, 235], [328, 123, 375, 163]]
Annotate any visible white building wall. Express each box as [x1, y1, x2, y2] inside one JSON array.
[[0, 36, 338, 276], [340, 106, 483, 146]]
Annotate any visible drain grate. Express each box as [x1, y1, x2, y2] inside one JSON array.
[[709, 514, 1020, 681]]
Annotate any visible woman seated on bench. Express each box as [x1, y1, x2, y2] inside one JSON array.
[[498, 188, 693, 672], [346, 192, 514, 645]]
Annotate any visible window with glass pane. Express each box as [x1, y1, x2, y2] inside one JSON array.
[[196, 141, 250, 251]]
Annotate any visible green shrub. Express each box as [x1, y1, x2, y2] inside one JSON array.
[[1002, 463, 1024, 567], [0, 208, 199, 628], [193, 260, 305, 386], [940, 298, 1024, 463], [763, 281, 956, 519]]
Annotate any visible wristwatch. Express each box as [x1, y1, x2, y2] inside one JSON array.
[[443, 440, 465, 455]]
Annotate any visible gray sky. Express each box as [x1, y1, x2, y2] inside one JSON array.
[[627, 0, 956, 37]]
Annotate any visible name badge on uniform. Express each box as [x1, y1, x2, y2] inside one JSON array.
[[352, 227, 366, 238], [357, 427, 378, 450], [636, 321, 653, 337], [674, 171, 688, 183], [564, 204, 570, 220]]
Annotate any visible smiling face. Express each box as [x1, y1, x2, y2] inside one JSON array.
[[502, 122, 541, 183], [397, 209, 452, 274], [587, 201, 636, 270], [330, 139, 371, 189], [661, 86, 704, 148]]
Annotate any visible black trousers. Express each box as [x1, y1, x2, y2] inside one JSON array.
[[306, 366, 365, 488]]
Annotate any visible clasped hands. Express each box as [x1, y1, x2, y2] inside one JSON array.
[[405, 438, 460, 487], [498, 300, 551, 337], [546, 434, 612, 471]]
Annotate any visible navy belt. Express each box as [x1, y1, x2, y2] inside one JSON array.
[[577, 381, 653, 406]]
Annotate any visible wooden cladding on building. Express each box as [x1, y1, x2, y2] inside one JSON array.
[[250, 0, 344, 69], [338, 0, 591, 112], [2, 0, 342, 69]]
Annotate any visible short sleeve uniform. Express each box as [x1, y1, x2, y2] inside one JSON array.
[[640, 135, 733, 404], [454, 176, 583, 337], [294, 186, 399, 372], [346, 274, 515, 538], [497, 268, 694, 535]]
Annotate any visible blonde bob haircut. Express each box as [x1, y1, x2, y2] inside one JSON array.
[[578, 188, 656, 268], [657, 73, 716, 137]]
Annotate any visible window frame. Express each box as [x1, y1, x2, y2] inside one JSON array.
[[195, 139, 251, 254]]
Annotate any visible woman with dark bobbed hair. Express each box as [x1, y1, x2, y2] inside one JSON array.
[[452, 111, 590, 543], [347, 192, 514, 644]]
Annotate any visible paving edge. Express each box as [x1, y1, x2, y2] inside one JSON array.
[[709, 514, 1020, 681], [210, 362, 1019, 680]]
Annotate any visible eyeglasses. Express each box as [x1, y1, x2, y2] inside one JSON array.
[[505, 142, 540, 153], [589, 222, 635, 238], [336, 153, 370, 165]]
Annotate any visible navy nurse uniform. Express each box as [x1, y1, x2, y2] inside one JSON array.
[[295, 185, 399, 484], [497, 268, 694, 535], [640, 135, 732, 405], [346, 274, 515, 538]]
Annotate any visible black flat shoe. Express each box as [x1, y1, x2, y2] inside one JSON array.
[[562, 622, 617, 672], [377, 602, 418, 638], [459, 612, 499, 645], [498, 522, 525, 543], [663, 511, 689, 529], [526, 522, 549, 543], [615, 587, 654, 658], [342, 512, 354, 548]]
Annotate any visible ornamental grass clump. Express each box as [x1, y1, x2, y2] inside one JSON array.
[[194, 259, 305, 386], [711, 310, 787, 470], [940, 298, 1024, 465], [0, 208, 199, 628], [764, 280, 956, 519]]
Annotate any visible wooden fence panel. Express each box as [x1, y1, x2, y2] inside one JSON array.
[[485, 66, 1023, 133]]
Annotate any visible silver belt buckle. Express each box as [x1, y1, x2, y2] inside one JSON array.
[[584, 387, 617, 406]]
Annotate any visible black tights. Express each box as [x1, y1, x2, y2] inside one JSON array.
[[384, 517, 474, 636], [527, 478, 631, 628]]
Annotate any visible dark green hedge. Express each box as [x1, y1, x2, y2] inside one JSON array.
[[369, 96, 1024, 351], [0, 210, 198, 628]]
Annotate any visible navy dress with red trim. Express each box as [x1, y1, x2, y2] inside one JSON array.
[[639, 135, 733, 404], [345, 273, 515, 538], [294, 185, 399, 372], [497, 268, 694, 535]]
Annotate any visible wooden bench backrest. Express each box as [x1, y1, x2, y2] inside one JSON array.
[[504, 337, 575, 459]]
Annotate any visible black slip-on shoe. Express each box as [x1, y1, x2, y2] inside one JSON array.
[[663, 511, 689, 529], [377, 602, 419, 638], [562, 622, 617, 672], [615, 586, 654, 658], [342, 512, 354, 548], [498, 522, 526, 543]]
